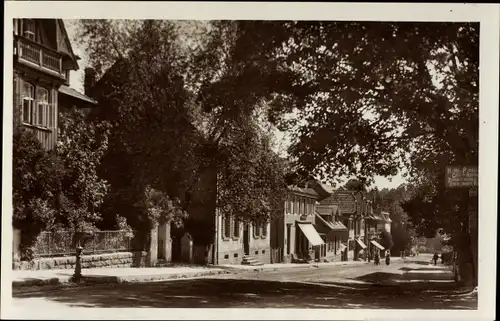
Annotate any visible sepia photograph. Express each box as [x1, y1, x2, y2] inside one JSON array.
[[2, 2, 498, 320]]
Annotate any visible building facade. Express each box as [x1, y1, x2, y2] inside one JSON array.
[[215, 215, 271, 265], [270, 186, 326, 263], [13, 19, 94, 150], [314, 204, 349, 262]]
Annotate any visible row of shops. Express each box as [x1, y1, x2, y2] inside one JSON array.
[[157, 180, 393, 266], [210, 181, 393, 265]]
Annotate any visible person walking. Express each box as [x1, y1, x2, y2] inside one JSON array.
[[433, 252, 439, 266], [374, 251, 380, 265], [385, 250, 391, 265]]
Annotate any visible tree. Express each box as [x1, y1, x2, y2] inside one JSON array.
[[55, 107, 111, 234], [12, 127, 62, 260], [75, 20, 288, 234], [12, 107, 112, 259], [371, 184, 417, 254], [344, 179, 367, 192], [250, 21, 478, 257]]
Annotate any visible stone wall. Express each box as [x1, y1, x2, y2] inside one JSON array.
[[13, 251, 148, 271]]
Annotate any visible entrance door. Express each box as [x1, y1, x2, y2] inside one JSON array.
[[243, 224, 250, 255]]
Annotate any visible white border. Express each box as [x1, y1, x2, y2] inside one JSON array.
[[3, 2, 498, 320]]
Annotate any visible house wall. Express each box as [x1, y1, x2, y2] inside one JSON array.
[[216, 215, 271, 265], [13, 70, 59, 150]]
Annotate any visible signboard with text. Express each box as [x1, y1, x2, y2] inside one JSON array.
[[445, 166, 478, 188]]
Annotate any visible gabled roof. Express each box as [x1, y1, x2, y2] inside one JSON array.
[[288, 185, 318, 197], [57, 19, 80, 70]]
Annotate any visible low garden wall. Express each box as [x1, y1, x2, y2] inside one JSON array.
[[14, 251, 149, 271]]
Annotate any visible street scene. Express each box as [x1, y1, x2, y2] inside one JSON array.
[[12, 255, 476, 312], [6, 4, 489, 319]]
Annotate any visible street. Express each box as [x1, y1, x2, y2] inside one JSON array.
[[10, 256, 477, 313]]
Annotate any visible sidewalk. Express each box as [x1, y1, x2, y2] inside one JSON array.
[[12, 265, 230, 288]]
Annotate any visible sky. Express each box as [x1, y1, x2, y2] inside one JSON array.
[[64, 20, 407, 190]]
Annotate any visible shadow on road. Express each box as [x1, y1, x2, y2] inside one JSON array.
[[13, 277, 477, 309]]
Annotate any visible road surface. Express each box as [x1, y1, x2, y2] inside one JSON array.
[[8, 256, 477, 315]]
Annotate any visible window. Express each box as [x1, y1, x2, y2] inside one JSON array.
[[22, 82, 34, 123], [261, 222, 267, 238], [36, 87, 49, 126], [253, 222, 261, 238], [22, 19, 36, 41], [233, 217, 240, 238], [299, 198, 304, 215], [223, 215, 231, 239]]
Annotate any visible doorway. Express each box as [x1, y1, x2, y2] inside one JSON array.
[[243, 224, 250, 255]]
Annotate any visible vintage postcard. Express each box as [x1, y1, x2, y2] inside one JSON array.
[[2, 2, 498, 320]]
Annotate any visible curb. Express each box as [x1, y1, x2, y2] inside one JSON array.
[[12, 269, 230, 289]]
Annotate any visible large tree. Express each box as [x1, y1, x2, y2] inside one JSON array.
[[75, 20, 478, 249], [75, 20, 288, 234]]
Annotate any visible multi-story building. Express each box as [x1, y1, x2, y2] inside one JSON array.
[[13, 19, 96, 150], [12, 18, 97, 263], [270, 186, 325, 263], [365, 206, 392, 256], [317, 190, 370, 261], [314, 204, 349, 262], [215, 214, 271, 265]]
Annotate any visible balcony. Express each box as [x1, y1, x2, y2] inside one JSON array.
[[15, 36, 65, 80]]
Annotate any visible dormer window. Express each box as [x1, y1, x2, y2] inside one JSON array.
[[22, 19, 36, 41]]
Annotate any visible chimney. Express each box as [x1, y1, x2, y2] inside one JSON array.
[[83, 67, 97, 95]]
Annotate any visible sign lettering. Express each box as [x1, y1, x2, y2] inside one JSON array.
[[445, 166, 478, 188]]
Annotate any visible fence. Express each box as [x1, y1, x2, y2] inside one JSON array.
[[32, 230, 134, 258]]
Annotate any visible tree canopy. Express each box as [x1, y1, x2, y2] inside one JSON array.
[[75, 20, 478, 243], [76, 20, 288, 228]]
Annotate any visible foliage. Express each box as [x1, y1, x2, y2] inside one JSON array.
[[371, 185, 416, 253], [75, 20, 478, 245], [12, 127, 63, 260], [56, 107, 111, 233], [76, 20, 289, 226], [217, 116, 287, 223], [379, 230, 394, 250], [344, 179, 367, 192]]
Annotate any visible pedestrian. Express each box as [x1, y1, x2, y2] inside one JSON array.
[[441, 253, 445, 264], [385, 250, 390, 265], [433, 252, 439, 266], [374, 251, 380, 265]]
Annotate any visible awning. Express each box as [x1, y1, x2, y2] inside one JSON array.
[[356, 238, 367, 249], [370, 240, 385, 250], [314, 213, 349, 240], [297, 223, 325, 246]]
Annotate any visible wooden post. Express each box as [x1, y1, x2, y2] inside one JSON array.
[[39, 46, 43, 67]]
